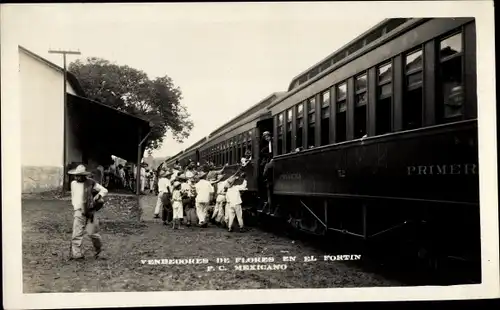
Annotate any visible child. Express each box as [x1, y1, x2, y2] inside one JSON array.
[[171, 181, 184, 229], [240, 149, 252, 167], [181, 177, 197, 226], [225, 176, 247, 232]]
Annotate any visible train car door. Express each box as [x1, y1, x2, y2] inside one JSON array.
[[255, 117, 274, 198]]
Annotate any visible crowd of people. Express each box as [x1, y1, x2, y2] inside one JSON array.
[[154, 157, 250, 232], [96, 162, 156, 194], [66, 131, 274, 259]]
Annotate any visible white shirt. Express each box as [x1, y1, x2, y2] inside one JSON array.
[[195, 179, 214, 203], [181, 182, 195, 197], [216, 180, 228, 195], [226, 180, 247, 206], [158, 177, 172, 194], [140, 167, 146, 178], [268, 141, 272, 153], [70, 180, 108, 211]]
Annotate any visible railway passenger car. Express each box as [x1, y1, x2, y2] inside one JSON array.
[[265, 18, 479, 278], [161, 18, 480, 280]]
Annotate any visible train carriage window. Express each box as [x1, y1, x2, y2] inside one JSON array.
[[241, 133, 246, 158], [277, 113, 284, 155], [377, 62, 393, 135], [321, 90, 330, 146], [438, 32, 464, 123], [238, 134, 243, 160], [296, 103, 304, 149], [354, 74, 368, 138], [307, 97, 316, 148], [286, 109, 293, 153], [248, 130, 253, 153], [230, 139, 234, 165], [336, 82, 347, 142], [403, 49, 423, 130], [236, 135, 240, 162], [223, 141, 227, 165]]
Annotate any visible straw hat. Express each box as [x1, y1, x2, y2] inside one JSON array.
[[173, 181, 181, 188], [68, 164, 91, 176]]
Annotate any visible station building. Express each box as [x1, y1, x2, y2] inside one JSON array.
[[19, 46, 152, 193]]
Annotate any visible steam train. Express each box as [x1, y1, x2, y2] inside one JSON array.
[[165, 18, 480, 280]]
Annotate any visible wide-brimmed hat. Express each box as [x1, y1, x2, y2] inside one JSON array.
[[68, 164, 91, 176], [173, 181, 181, 188]]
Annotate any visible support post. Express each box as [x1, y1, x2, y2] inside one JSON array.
[[362, 204, 368, 240], [48, 49, 81, 195], [136, 126, 153, 195], [136, 127, 142, 195], [324, 200, 328, 230], [62, 53, 67, 194]]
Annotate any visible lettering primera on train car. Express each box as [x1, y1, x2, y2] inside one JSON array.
[[407, 163, 478, 176]]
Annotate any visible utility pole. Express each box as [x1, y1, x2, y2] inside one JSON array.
[[48, 49, 81, 195]]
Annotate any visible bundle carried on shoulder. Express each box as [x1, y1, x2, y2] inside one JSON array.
[[82, 178, 106, 222]]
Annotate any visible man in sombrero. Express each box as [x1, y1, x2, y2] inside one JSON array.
[[68, 164, 108, 260]]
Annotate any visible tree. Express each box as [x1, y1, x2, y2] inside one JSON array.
[[69, 57, 193, 151]]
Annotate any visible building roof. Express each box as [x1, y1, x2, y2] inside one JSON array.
[[67, 94, 152, 163], [18, 45, 87, 97], [19, 45, 154, 163]]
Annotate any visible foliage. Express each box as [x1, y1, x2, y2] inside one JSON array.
[[69, 58, 193, 151]]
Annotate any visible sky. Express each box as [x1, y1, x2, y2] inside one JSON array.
[[6, 3, 384, 158]]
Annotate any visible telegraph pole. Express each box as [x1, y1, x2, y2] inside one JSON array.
[[48, 49, 81, 195]]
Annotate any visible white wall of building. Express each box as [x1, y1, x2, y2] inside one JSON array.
[[19, 48, 80, 192], [20, 48, 78, 166]]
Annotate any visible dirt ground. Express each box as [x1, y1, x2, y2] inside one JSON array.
[[22, 194, 402, 292]]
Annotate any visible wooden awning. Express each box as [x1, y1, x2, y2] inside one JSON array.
[[67, 93, 152, 163]]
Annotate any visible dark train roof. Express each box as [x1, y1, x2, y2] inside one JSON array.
[[183, 137, 208, 153], [208, 92, 285, 139], [287, 18, 411, 92]]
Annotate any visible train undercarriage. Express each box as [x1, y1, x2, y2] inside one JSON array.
[[247, 193, 481, 284]]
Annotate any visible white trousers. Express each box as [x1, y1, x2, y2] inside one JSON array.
[[154, 192, 164, 215], [227, 204, 244, 229], [71, 210, 101, 257], [196, 202, 209, 225]]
